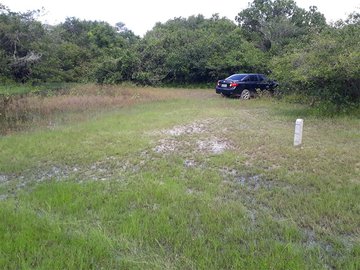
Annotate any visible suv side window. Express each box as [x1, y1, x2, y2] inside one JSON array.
[[249, 75, 258, 81]]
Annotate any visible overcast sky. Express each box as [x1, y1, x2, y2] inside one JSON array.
[[1, 0, 359, 36]]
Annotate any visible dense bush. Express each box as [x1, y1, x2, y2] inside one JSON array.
[[136, 15, 268, 85], [271, 19, 360, 112]]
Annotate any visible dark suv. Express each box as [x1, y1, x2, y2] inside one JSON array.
[[216, 73, 278, 99]]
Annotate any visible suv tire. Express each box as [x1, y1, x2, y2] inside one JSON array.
[[240, 89, 251, 100]]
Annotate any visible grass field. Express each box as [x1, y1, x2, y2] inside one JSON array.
[[0, 85, 359, 269]]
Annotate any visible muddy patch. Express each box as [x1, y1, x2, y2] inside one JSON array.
[[197, 138, 230, 154], [0, 155, 141, 198], [184, 159, 197, 168], [220, 167, 300, 191], [0, 174, 9, 183], [37, 166, 72, 181], [153, 119, 232, 155], [156, 119, 216, 136], [154, 137, 231, 155], [1, 119, 231, 198], [154, 138, 190, 153]]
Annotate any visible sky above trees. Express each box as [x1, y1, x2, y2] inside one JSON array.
[[1, 0, 359, 36]]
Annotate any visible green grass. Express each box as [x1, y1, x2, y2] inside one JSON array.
[[0, 83, 74, 95], [0, 87, 359, 269]]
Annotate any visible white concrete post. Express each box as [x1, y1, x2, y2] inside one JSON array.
[[294, 119, 304, 146]]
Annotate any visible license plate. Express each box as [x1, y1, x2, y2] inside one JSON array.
[[221, 84, 227, 87]]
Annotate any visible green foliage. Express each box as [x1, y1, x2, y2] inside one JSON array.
[[138, 15, 267, 85], [0, 5, 45, 82], [93, 49, 139, 84], [0, 10, 139, 84], [236, 0, 327, 53], [46, 18, 139, 83], [235, 0, 326, 53], [271, 18, 360, 113]]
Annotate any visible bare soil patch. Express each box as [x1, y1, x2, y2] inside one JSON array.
[[153, 119, 232, 155]]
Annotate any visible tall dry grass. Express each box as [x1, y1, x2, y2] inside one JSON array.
[[0, 84, 210, 135]]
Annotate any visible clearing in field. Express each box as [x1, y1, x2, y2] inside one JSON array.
[[0, 85, 359, 269]]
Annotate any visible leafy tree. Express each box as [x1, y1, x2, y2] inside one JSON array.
[[236, 0, 327, 53], [93, 49, 139, 84], [40, 18, 139, 83], [89, 21, 140, 84], [0, 4, 44, 82], [136, 15, 266, 85]]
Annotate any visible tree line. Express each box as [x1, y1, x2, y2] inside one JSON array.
[[0, 0, 359, 110]]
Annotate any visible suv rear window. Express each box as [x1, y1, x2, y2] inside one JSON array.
[[258, 74, 267, 81], [226, 74, 246, 81]]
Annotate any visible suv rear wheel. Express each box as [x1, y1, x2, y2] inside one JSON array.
[[240, 89, 251, 100]]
